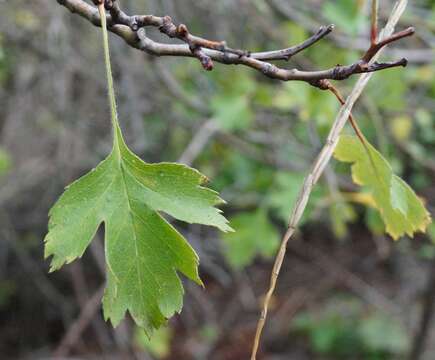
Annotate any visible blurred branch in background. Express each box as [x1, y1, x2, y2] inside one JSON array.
[[410, 256, 435, 360], [266, 0, 435, 63]]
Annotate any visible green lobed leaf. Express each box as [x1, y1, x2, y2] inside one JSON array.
[[334, 135, 431, 240], [45, 5, 231, 335], [45, 125, 231, 333]]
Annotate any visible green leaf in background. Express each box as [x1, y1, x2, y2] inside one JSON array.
[[292, 297, 365, 357], [272, 82, 338, 126], [0, 148, 11, 176], [222, 209, 279, 268], [279, 22, 308, 46], [272, 82, 309, 115], [389, 115, 413, 143], [416, 108, 435, 144], [211, 94, 253, 131], [330, 201, 356, 239], [208, 67, 255, 131], [334, 135, 431, 240], [365, 208, 386, 236], [45, 5, 231, 335], [292, 296, 409, 358], [367, 71, 407, 111], [359, 313, 409, 355], [268, 172, 325, 225], [134, 325, 172, 358], [0, 280, 15, 309], [428, 223, 435, 243], [322, 0, 365, 36], [358, 312, 410, 355]]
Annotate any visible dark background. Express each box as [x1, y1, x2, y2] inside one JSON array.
[[0, 0, 434, 359]]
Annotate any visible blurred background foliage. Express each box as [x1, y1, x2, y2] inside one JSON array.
[[0, 0, 434, 359]]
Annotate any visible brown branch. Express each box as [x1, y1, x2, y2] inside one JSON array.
[[327, 84, 368, 147], [54, 285, 105, 357], [136, 30, 409, 84], [362, 27, 415, 62], [409, 256, 435, 360], [327, 83, 383, 182], [250, 24, 335, 61], [57, 0, 412, 86]]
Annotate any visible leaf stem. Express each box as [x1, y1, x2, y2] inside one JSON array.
[[327, 85, 382, 182], [97, 3, 123, 153]]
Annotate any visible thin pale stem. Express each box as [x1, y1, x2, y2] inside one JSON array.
[[97, 2, 123, 151], [250, 1, 409, 358], [250, 226, 295, 360]]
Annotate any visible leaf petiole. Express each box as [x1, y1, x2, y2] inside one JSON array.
[[97, 2, 123, 154]]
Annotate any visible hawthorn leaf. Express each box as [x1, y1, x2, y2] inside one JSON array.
[[334, 135, 431, 239], [45, 5, 231, 335], [45, 125, 231, 332]]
